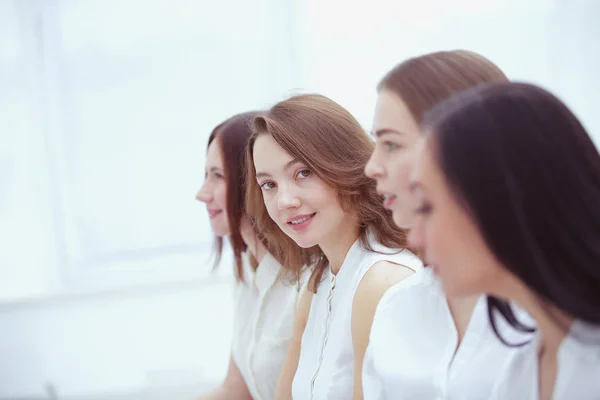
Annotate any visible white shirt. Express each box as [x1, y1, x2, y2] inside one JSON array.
[[291, 237, 423, 400], [231, 252, 306, 400], [490, 320, 600, 399], [363, 267, 533, 400]]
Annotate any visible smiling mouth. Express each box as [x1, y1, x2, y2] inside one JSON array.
[[208, 210, 223, 219], [287, 213, 316, 231]]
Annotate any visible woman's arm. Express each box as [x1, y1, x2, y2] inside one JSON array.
[[351, 261, 415, 400], [196, 354, 253, 400], [274, 287, 313, 400]]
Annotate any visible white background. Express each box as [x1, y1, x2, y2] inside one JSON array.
[[0, 0, 598, 398]]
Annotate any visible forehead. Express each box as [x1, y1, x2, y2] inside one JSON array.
[[253, 134, 294, 171], [206, 138, 223, 166], [373, 89, 419, 133]]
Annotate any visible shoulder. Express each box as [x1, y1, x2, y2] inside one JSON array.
[[358, 260, 416, 297], [296, 285, 314, 325], [375, 248, 423, 273], [352, 261, 417, 324]]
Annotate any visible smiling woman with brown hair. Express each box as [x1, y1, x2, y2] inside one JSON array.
[[245, 94, 423, 400]]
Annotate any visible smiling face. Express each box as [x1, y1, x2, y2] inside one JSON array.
[[195, 138, 230, 236], [252, 133, 350, 249], [364, 89, 422, 229]]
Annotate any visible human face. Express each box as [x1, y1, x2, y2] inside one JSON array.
[[195, 139, 230, 236], [408, 138, 508, 297], [252, 134, 348, 249], [364, 89, 421, 229]]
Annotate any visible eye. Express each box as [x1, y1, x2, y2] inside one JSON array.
[[296, 169, 311, 179], [213, 172, 224, 179], [259, 181, 276, 191], [384, 141, 401, 151], [414, 202, 432, 215]]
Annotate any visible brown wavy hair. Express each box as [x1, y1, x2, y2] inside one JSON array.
[[245, 94, 410, 292], [378, 50, 509, 124]]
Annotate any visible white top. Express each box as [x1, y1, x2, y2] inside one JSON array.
[[231, 252, 306, 400], [291, 237, 423, 400], [490, 320, 600, 399], [363, 267, 533, 400]]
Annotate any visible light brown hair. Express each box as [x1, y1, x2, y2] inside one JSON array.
[[378, 50, 509, 123], [246, 94, 410, 292]]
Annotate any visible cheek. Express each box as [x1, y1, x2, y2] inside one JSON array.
[[214, 184, 227, 209], [321, 187, 343, 213], [389, 156, 412, 192], [263, 195, 280, 223], [422, 209, 462, 269]]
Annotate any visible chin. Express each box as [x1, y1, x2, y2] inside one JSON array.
[[291, 237, 318, 249], [211, 223, 230, 237], [440, 278, 479, 298], [285, 230, 318, 249]]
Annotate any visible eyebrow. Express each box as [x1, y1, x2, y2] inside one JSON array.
[[372, 128, 404, 138], [255, 159, 302, 180]]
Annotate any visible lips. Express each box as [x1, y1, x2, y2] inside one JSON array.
[[286, 213, 316, 231], [207, 209, 223, 219], [377, 187, 397, 209], [382, 193, 397, 209]]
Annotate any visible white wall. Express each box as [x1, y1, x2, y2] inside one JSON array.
[[0, 0, 300, 304], [294, 0, 600, 144], [0, 0, 298, 398]]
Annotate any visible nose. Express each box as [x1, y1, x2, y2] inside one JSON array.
[[365, 150, 385, 179], [195, 182, 212, 203], [277, 183, 301, 211]]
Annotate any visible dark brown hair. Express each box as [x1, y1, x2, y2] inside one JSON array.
[[246, 94, 410, 292], [424, 82, 600, 342], [208, 111, 268, 282], [379, 50, 509, 124]]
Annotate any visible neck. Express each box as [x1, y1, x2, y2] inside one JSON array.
[[240, 227, 267, 264], [446, 294, 479, 344], [320, 222, 360, 275], [500, 280, 574, 356]]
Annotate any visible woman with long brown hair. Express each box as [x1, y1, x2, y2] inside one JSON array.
[[195, 112, 307, 400], [245, 94, 423, 400], [362, 50, 533, 399]]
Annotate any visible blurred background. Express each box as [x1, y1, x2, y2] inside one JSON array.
[[0, 0, 598, 398]]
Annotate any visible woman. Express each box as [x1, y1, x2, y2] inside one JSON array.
[[410, 82, 600, 399], [362, 50, 532, 399], [195, 112, 305, 400], [245, 94, 423, 400]]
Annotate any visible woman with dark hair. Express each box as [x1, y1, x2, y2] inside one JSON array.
[[245, 94, 423, 400], [410, 82, 600, 399], [195, 112, 307, 400], [362, 50, 531, 400]]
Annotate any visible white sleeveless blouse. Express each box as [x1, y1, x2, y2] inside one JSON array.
[[291, 238, 423, 400], [489, 320, 600, 399], [362, 267, 534, 400], [231, 252, 306, 400]]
